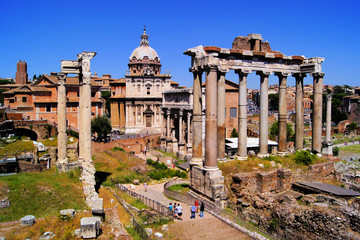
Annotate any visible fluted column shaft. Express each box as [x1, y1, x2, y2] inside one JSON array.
[[187, 112, 191, 145], [217, 70, 227, 160], [276, 72, 289, 153], [56, 73, 68, 165], [257, 71, 271, 156], [294, 73, 305, 150], [191, 69, 203, 166], [236, 69, 251, 159], [312, 72, 324, 153], [204, 66, 218, 170]]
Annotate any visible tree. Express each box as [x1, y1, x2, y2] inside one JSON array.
[[269, 93, 279, 111], [91, 116, 112, 140], [347, 122, 358, 131], [269, 121, 294, 142], [230, 128, 238, 138], [101, 91, 111, 115]]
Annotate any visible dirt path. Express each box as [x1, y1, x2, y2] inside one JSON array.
[[126, 183, 252, 240]]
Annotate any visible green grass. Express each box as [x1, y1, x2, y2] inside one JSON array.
[[0, 168, 87, 222], [333, 135, 360, 145], [339, 144, 360, 153], [0, 140, 35, 156], [167, 183, 189, 193]]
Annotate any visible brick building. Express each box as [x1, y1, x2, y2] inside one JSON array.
[[3, 73, 104, 130]]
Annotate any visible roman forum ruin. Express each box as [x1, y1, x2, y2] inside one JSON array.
[[184, 33, 326, 203], [57, 52, 99, 206]]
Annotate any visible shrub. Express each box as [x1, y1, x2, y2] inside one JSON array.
[[112, 147, 125, 152], [294, 150, 317, 165]]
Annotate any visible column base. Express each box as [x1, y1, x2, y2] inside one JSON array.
[[217, 158, 227, 162], [235, 155, 247, 161], [204, 165, 219, 171], [189, 158, 203, 167], [190, 166, 227, 202], [257, 153, 269, 158]]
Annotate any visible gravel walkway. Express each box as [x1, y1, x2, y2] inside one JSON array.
[[126, 183, 251, 240]]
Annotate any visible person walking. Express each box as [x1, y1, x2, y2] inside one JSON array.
[[144, 182, 147, 192], [176, 203, 183, 220], [199, 202, 205, 218], [195, 200, 199, 213], [173, 203, 178, 219], [190, 204, 196, 219]]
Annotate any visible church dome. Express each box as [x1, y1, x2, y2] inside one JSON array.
[[129, 29, 159, 61]]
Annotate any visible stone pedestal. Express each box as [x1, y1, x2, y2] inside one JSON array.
[[81, 217, 101, 239], [190, 165, 227, 204], [92, 198, 105, 221]]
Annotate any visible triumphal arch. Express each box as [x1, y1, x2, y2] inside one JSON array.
[[184, 33, 325, 204]]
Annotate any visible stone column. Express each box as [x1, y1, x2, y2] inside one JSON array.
[[236, 69, 251, 160], [217, 68, 227, 161], [56, 73, 68, 167], [275, 72, 289, 153], [187, 112, 192, 153], [204, 66, 218, 170], [322, 93, 333, 156], [166, 109, 171, 138], [178, 110, 184, 144], [190, 68, 203, 166], [325, 94, 332, 143], [257, 71, 271, 157], [78, 82, 84, 160], [312, 72, 325, 153], [293, 73, 306, 150]]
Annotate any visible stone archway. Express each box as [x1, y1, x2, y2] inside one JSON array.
[[14, 128, 38, 141]]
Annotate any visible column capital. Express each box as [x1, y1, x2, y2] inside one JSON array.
[[55, 73, 67, 85], [218, 67, 229, 75], [179, 109, 183, 116], [204, 64, 218, 72], [235, 68, 252, 76], [311, 72, 325, 78], [82, 72, 92, 84], [189, 66, 203, 74], [166, 108, 171, 115], [256, 70, 272, 77], [292, 73, 307, 78], [274, 71, 290, 77], [187, 112, 192, 118]]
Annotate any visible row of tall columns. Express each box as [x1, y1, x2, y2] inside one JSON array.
[[189, 65, 325, 161], [56, 73, 68, 165]]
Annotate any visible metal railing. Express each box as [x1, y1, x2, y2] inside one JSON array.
[[113, 192, 152, 240], [163, 179, 277, 240], [117, 184, 174, 219]]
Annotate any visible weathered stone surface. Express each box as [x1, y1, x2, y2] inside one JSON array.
[[145, 228, 153, 236], [74, 229, 81, 238], [154, 232, 163, 239], [81, 217, 101, 239], [133, 179, 140, 185], [161, 224, 169, 232], [60, 209, 75, 220], [39, 231, 55, 239], [20, 215, 36, 226], [92, 198, 104, 215]]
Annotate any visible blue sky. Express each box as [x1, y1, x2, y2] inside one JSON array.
[[0, 0, 359, 89]]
